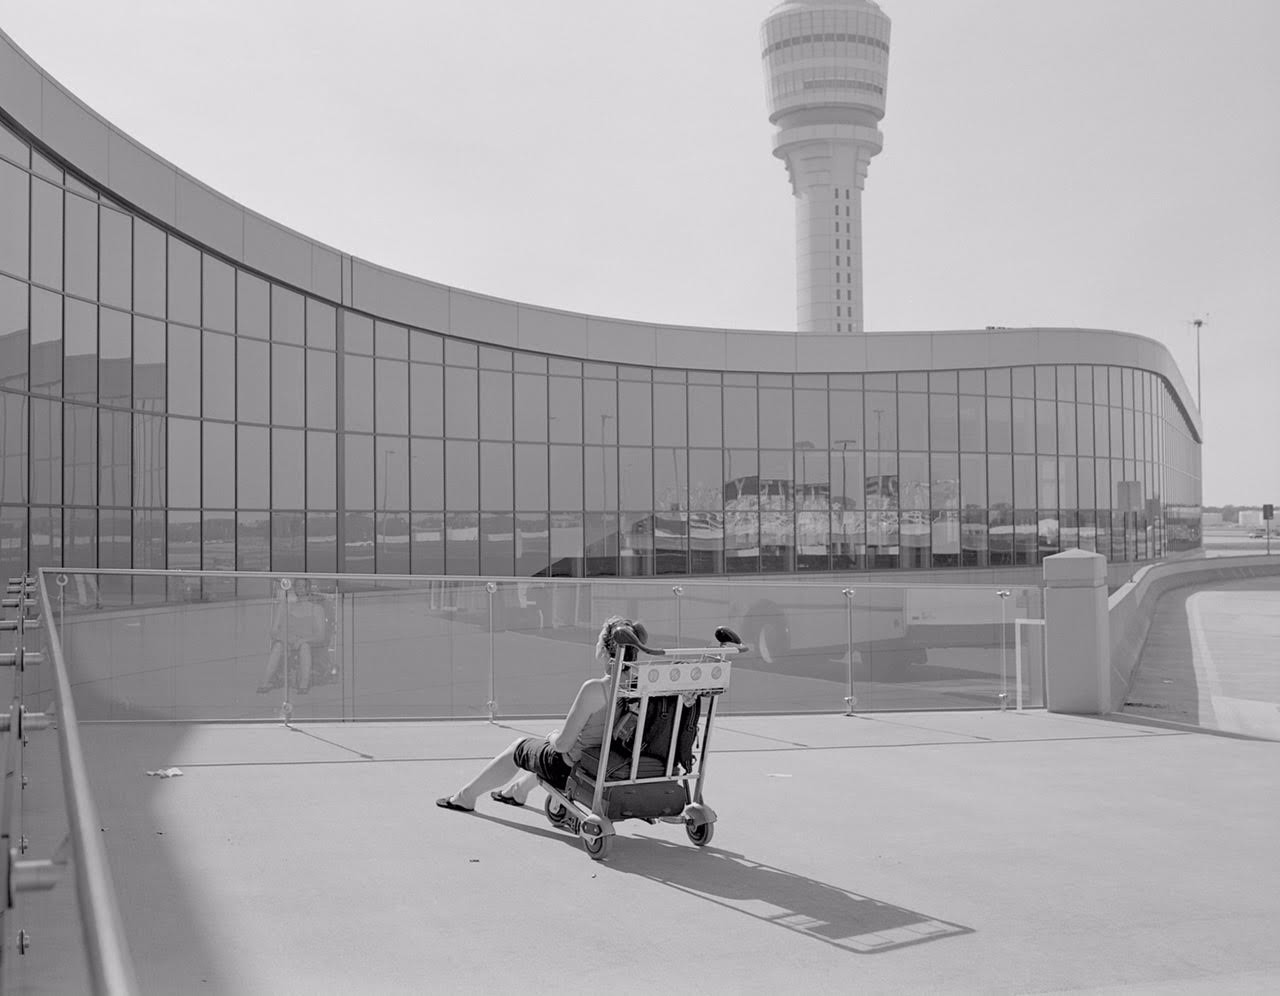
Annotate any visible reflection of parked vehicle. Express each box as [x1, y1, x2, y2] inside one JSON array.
[[734, 587, 1023, 682]]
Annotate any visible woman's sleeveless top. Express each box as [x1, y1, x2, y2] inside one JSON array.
[[563, 686, 609, 765]]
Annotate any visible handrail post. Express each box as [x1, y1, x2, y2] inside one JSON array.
[[336, 586, 348, 720], [279, 578, 293, 724], [56, 573, 67, 649], [485, 582, 498, 722], [842, 588, 857, 715], [672, 586, 683, 647], [996, 589, 1012, 711]]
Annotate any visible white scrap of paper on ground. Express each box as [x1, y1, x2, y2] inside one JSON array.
[[145, 767, 184, 778], [767, 773, 793, 778]]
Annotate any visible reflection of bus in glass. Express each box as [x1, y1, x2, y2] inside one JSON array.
[[722, 476, 837, 569], [722, 475, 833, 512]]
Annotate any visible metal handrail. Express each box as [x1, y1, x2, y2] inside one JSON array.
[[31, 566, 1038, 592], [1, 695, 20, 911], [33, 571, 139, 996]]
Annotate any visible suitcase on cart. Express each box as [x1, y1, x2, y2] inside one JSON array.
[[567, 748, 686, 820]]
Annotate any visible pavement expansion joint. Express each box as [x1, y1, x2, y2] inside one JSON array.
[[853, 714, 995, 741], [714, 724, 812, 747], [286, 724, 376, 759]]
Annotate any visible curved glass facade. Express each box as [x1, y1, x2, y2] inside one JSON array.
[[0, 116, 1202, 582]]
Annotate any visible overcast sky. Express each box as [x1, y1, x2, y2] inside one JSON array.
[[3, 0, 1277, 507]]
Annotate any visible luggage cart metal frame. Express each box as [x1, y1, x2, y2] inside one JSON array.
[[540, 626, 745, 861]]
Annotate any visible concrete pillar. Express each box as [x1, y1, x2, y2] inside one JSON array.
[[1043, 549, 1109, 714]]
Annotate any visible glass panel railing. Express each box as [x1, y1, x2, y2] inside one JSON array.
[[666, 581, 852, 715], [342, 578, 491, 719], [40, 570, 1045, 721], [488, 580, 605, 719], [52, 573, 285, 722]]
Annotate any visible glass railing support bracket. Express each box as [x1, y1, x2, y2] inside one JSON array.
[[0, 651, 44, 670], [0, 709, 50, 735], [5, 837, 69, 911]]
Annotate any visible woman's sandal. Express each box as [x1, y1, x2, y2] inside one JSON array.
[[436, 797, 474, 813], [489, 790, 525, 808]]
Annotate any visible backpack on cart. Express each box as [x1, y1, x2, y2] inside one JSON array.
[[612, 694, 701, 773], [568, 696, 703, 821]]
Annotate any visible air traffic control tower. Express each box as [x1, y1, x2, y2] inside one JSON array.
[[762, 0, 891, 334]]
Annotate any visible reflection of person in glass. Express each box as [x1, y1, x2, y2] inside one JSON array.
[[257, 580, 328, 695]]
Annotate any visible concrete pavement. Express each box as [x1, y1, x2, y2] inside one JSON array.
[[72, 710, 1280, 995]]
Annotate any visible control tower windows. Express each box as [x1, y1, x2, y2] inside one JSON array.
[[761, 32, 889, 58]]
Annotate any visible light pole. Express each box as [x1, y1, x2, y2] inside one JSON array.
[[835, 439, 858, 504], [599, 414, 613, 508], [996, 589, 1011, 710], [835, 439, 858, 560], [796, 440, 814, 492], [871, 410, 885, 561], [381, 446, 397, 511], [1190, 315, 1208, 413]]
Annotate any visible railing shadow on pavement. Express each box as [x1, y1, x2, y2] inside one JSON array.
[[466, 812, 973, 954]]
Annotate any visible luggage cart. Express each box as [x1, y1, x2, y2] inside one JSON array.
[[540, 625, 745, 861]]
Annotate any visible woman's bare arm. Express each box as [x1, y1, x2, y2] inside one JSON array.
[[548, 679, 606, 754]]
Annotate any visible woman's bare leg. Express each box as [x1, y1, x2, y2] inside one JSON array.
[[258, 642, 285, 691], [297, 643, 313, 691], [495, 727, 558, 803], [495, 771, 539, 804], [447, 740, 524, 809]]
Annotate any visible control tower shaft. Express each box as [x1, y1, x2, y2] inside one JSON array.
[[761, 0, 891, 334]]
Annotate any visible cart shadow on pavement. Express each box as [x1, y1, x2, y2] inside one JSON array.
[[470, 812, 973, 954]]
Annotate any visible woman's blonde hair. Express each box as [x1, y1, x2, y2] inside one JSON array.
[[595, 615, 648, 662]]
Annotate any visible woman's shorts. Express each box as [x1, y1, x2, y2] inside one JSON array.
[[512, 737, 573, 791]]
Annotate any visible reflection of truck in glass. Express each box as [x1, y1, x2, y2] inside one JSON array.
[[421, 579, 1036, 690], [730, 586, 1031, 682]]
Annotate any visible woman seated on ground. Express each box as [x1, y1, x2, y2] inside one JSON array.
[[437, 616, 643, 812]]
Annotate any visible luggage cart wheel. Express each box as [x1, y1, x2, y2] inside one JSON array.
[[544, 796, 571, 830], [582, 832, 613, 861], [685, 821, 714, 847]]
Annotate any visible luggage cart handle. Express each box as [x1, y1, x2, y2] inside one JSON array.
[[609, 626, 666, 658], [612, 624, 749, 659]]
